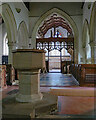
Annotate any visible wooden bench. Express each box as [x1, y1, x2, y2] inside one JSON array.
[[0, 65, 7, 89], [70, 64, 96, 87], [0, 64, 17, 88]]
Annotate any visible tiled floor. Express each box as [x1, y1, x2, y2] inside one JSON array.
[[40, 73, 79, 87], [1, 73, 96, 118]]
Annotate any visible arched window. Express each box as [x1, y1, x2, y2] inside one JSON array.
[[3, 33, 9, 56]]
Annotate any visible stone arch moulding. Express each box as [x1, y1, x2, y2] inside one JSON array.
[[1, 3, 17, 44], [90, 2, 96, 43], [17, 21, 29, 49], [31, 7, 79, 63]]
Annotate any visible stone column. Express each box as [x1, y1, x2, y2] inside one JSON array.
[[8, 42, 14, 64], [93, 45, 96, 64], [83, 47, 87, 64], [16, 69, 43, 102], [89, 42, 96, 64]]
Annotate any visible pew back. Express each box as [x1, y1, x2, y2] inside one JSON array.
[[70, 64, 96, 87]]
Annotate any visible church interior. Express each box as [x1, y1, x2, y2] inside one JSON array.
[[0, 1, 96, 120]]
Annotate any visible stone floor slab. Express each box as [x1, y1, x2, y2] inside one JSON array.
[[2, 92, 57, 119]]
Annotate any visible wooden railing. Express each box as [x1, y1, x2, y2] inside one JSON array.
[[70, 64, 96, 86]]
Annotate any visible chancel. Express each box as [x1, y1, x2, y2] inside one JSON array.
[[0, 1, 96, 119]]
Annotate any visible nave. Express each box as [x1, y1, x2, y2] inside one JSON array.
[[0, 1, 96, 119]]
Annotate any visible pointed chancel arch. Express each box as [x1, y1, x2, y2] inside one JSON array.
[[82, 19, 91, 63], [1, 3, 17, 44], [31, 8, 79, 63], [17, 21, 29, 49]]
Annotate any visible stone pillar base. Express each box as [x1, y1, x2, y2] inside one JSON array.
[[2, 92, 57, 119], [16, 92, 43, 103]]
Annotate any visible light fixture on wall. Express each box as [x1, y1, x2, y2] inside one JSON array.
[[15, 8, 21, 13]]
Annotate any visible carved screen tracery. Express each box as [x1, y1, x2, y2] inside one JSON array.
[[36, 37, 74, 52]]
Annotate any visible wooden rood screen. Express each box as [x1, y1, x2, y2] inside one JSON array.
[[36, 37, 74, 52], [36, 37, 74, 72]]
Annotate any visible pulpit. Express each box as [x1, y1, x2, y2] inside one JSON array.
[[12, 49, 46, 102]]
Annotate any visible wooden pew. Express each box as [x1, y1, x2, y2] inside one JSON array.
[[0, 65, 7, 89], [70, 64, 96, 87], [0, 64, 16, 87], [79, 64, 96, 86]]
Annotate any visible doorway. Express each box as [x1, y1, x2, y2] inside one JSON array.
[[49, 49, 61, 72], [37, 38, 74, 73], [49, 56, 61, 73]]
